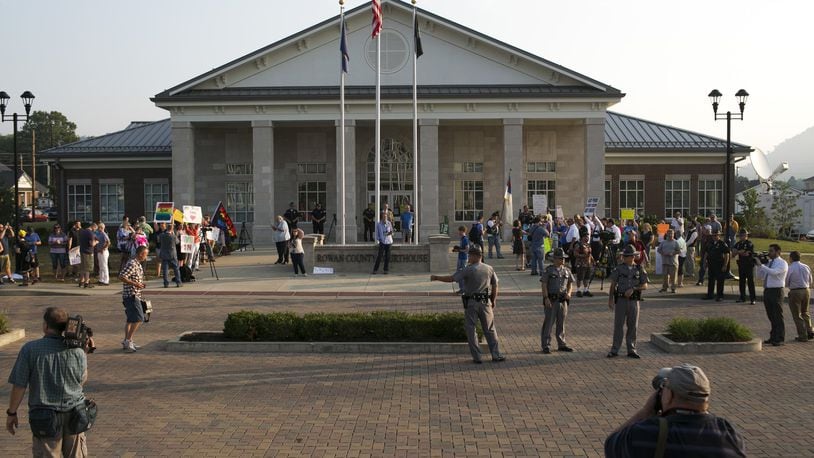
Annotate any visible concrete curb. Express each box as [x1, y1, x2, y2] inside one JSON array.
[[650, 332, 762, 354], [0, 329, 26, 348], [166, 331, 486, 354]]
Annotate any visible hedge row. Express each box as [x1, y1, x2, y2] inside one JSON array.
[[666, 317, 753, 343], [0, 313, 8, 335], [223, 310, 477, 342]]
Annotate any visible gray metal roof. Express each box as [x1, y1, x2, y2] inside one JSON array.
[[38, 111, 751, 159], [605, 111, 751, 153], [153, 85, 612, 103], [40, 119, 171, 158]]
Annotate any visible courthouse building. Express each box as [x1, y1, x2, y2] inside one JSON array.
[[42, 0, 750, 243]]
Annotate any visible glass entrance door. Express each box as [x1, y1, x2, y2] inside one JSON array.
[[368, 192, 412, 233]]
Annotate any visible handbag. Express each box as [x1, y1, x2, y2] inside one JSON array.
[[67, 398, 98, 435], [29, 407, 61, 439], [141, 300, 153, 322]]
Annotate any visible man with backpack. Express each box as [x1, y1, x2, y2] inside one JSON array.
[[528, 217, 549, 276], [468, 215, 485, 253], [486, 212, 504, 259]]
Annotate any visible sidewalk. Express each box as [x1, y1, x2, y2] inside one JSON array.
[[1, 246, 729, 298]]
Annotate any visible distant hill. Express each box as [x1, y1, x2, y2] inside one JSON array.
[[766, 125, 814, 180]]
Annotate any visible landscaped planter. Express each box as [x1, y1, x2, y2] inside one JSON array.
[[651, 332, 762, 354], [166, 331, 486, 354], [0, 329, 26, 348]]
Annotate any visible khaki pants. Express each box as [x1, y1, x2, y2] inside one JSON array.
[[787, 288, 813, 340], [661, 265, 677, 291], [32, 411, 87, 457]]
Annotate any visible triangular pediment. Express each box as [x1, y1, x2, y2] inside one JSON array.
[[159, 0, 619, 99]]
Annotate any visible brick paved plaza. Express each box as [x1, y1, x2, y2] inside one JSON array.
[[1, 250, 813, 457]]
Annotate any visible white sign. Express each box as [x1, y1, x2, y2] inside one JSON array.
[[68, 247, 81, 266], [531, 194, 548, 214], [180, 235, 195, 253], [313, 267, 335, 275], [183, 205, 203, 224], [555, 205, 564, 219], [206, 226, 220, 242]]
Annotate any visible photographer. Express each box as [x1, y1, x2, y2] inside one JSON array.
[[757, 243, 788, 346], [371, 211, 393, 274], [6, 307, 94, 456], [605, 364, 745, 457]]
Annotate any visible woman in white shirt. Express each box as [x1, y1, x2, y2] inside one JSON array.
[[272, 215, 291, 265], [290, 228, 307, 277]]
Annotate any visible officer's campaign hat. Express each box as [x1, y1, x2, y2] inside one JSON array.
[[468, 245, 483, 256], [738, 228, 749, 235], [711, 228, 721, 235], [551, 248, 568, 259], [621, 245, 637, 257]]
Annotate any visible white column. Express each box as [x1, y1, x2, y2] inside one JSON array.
[[503, 118, 524, 238], [584, 118, 606, 217], [252, 120, 275, 245], [335, 119, 358, 243], [419, 119, 439, 238], [171, 122, 195, 204]]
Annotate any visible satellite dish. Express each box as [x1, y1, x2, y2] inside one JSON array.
[[749, 148, 788, 191]]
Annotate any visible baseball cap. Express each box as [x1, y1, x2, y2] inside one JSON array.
[[663, 364, 711, 401]]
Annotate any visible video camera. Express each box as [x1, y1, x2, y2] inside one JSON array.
[[753, 251, 770, 265], [651, 368, 671, 414], [64, 315, 96, 353], [598, 230, 615, 244]]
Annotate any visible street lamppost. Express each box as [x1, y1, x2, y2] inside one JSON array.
[[708, 88, 748, 241], [0, 90, 36, 231]]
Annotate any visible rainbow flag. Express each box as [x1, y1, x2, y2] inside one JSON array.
[[154, 202, 174, 223], [212, 201, 237, 238]]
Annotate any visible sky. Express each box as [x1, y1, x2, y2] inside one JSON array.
[[2, 0, 813, 164]]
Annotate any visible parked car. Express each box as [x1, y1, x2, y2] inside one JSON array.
[[46, 207, 59, 221], [806, 229, 814, 241], [21, 208, 48, 222]]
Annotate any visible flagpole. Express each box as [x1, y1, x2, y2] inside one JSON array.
[[412, 1, 419, 245], [339, 0, 346, 245], [375, 5, 381, 227]]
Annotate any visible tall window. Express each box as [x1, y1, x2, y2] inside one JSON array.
[[367, 139, 413, 192], [526, 162, 556, 173], [225, 182, 254, 223], [99, 182, 124, 223], [527, 180, 556, 213], [454, 180, 483, 221], [604, 179, 612, 216], [67, 182, 92, 222], [298, 181, 327, 216], [664, 180, 690, 218], [144, 181, 170, 222], [619, 180, 645, 215], [698, 179, 723, 217]]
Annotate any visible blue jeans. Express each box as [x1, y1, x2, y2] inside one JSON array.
[[456, 257, 467, 290], [487, 235, 502, 258], [161, 259, 181, 286], [531, 246, 544, 274]]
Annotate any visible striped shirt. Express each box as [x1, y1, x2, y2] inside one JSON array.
[[120, 258, 144, 300], [605, 413, 746, 457]]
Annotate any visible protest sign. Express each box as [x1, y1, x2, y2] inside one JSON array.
[[555, 205, 564, 219], [657, 223, 670, 236], [180, 235, 195, 253], [173, 209, 184, 223], [154, 202, 174, 223], [620, 208, 635, 221], [206, 226, 221, 242], [532, 194, 548, 214], [183, 205, 203, 224], [69, 247, 81, 266]]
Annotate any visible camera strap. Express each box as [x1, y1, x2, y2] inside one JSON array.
[[655, 416, 668, 458]]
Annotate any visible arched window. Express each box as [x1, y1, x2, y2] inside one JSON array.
[[367, 138, 414, 192]]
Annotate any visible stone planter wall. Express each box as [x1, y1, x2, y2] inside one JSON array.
[[0, 329, 26, 348], [651, 332, 762, 354]]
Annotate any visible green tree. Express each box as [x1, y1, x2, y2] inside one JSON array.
[[19, 110, 79, 151], [770, 181, 803, 238], [736, 188, 766, 231], [0, 187, 15, 225]]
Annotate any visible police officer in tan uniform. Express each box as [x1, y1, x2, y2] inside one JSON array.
[[540, 248, 575, 354], [431, 246, 506, 364], [607, 244, 649, 359]]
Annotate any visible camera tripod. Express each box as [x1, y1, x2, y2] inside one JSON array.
[[199, 240, 220, 280]]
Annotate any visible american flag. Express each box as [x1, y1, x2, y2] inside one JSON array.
[[371, 0, 383, 38]]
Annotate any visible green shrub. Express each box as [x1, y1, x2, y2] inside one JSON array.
[[666, 317, 753, 342], [223, 310, 472, 342], [0, 313, 9, 334]]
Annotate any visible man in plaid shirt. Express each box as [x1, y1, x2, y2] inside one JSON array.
[[119, 246, 148, 352]]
